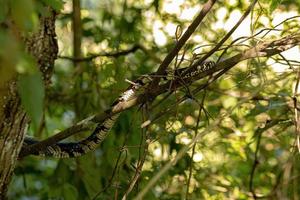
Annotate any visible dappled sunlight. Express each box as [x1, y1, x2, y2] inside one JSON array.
[[184, 115, 196, 126], [148, 141, 170, 161], [153, 21, 168, 46], [281, 46, 300, 62], [162, 0, 184, 15], [192, 152, 203, 162], [5, 0, 300, 199], [165, 120, 182, 132], [165, 22, 177, 36], [179, 6, 200, 21], [176, 131, 192, 145]]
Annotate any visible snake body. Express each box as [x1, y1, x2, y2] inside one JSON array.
[[23, 61, 215, 158]]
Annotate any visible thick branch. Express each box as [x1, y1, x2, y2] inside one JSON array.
[[20, 122, 91, 157]]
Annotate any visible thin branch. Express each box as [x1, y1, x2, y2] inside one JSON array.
[[134, 90, 260, 200], [92, 111, 140, 200], [154, 31, 300, 102], [134, 75, 288, 200], [72, 0, 82, 64], [58, 44, 142, 62], [293, 69, 300, 153], [148, 0, 216, 91], [192, 0, 258, 67], [121, 108, 150, 200], [185, 91, 207, 200], [249, 119, 281, 199]]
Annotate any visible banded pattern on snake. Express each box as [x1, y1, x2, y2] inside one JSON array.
[[23, 61, 216, 158]]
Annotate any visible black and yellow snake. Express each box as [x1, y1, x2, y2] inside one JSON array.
[[23, 61, 215, 158]]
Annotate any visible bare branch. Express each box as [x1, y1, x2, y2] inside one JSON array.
[[58, 44, 142, 62], [249, 119, 283, 199], [149, 0, 217, 91], [155, 34, 300, 96], [186, 91, 207, 199], [193, 0, 258, 67], [20, 122, 92, 157], [293, 69, 300, 153]]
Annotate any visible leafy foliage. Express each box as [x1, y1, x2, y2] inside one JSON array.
[[18, 72, 45, 132], [270, 0, 283, 12], [3, 0, 300, 199]]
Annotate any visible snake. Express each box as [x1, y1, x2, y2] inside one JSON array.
[[22, 61, 216, 158]]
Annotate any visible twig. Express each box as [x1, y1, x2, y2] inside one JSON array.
[[141, 67, 229, 129], [249, 120, 281, 199], [149, 0, 216, 91], [58, 44, 142, 62], [121, 108, 150, 200], [143, 31, 300, 128], [134, 76, 284, 200], [192, 0, 258, 68], [185, 90, 207, 200], [293, 69, 300, 153], [92, 113, 136, 200]]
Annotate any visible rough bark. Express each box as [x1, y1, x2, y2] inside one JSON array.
[[0, 84, 28, 199], [25, 9, 58, 85], [0, 7, 57, 199]]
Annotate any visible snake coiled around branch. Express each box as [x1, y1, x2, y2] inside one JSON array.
[[23, 61, 215, 158]]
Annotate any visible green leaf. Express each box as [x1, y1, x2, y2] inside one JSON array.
[[152, 0, 160, 13], [15, 53, 37, 74], [10, 0, 38, 31], [63, 183, 78, 200], [18, 72, 45, 131], [78, 156, 102, 198], [41, 0, 64, 11], [270, 0, 282, 12], [0, 0, 9, 23]]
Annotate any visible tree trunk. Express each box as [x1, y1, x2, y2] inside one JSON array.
[[0, 7, 58, 199], [0, 90, 28, 199]]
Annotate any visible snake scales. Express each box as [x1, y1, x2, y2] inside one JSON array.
[[23, 61, 216, 158]]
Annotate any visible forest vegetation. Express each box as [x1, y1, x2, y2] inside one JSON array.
[[1, 0, 300, 199]]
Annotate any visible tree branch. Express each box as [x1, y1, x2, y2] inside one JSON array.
[[193, 0, 258, 67], [153, 33, 300, 97], [20, 33, 300, 157], [58, 44, 142, 62], [249, 119, 284, 199], [148, 0, 217, 91]]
